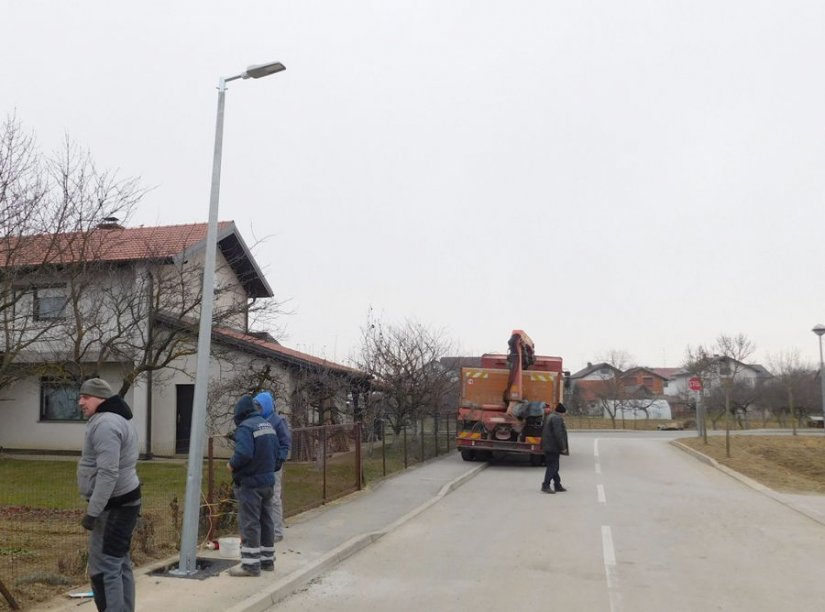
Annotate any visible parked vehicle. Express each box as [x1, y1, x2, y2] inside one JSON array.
[[806, 415, 824, 428], [656, 421, 684, 431], [456, 330, 567, 465]]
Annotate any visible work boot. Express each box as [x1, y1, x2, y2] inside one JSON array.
[[555, 486, 567, 492], [228, 564, 260, 577], [542, 486, 555, 494], [260, 562, 275, 572]]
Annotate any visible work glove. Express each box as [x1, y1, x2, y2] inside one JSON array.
[[81, 514, 97, 531]]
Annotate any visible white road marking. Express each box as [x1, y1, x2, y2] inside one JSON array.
[[594, 438, 600, 458], [595, 462, 602, 475], [602, 525, 621, 612], [597, 484, 606, 503]]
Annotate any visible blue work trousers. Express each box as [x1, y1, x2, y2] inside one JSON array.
[[235, 485, 275, 571]]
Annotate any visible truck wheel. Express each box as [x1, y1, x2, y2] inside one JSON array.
[[460, 449, 475, 462], [529, 454, 543, 467]]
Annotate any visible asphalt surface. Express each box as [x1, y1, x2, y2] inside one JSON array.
[[30, 452, 486, 612], [29, 432, 825, 612]]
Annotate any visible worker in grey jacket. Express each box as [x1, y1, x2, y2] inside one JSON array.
[[540, 403, 569, 494], [77, 378, 141, 612]]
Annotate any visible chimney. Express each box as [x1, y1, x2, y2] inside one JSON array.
[[97, 216, 124, 230]]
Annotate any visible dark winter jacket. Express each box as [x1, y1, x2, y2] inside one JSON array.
[[254, 392, 291, 468], [540, 411, 569, 454], [229, 396, 278, 488], [77, 395, 141, 517]]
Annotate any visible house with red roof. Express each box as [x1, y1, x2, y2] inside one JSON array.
[[0, 220, 364, 456]]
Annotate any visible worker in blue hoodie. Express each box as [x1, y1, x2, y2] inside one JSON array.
[[254, 391, 291, 544], [226, 395, 278, 576]]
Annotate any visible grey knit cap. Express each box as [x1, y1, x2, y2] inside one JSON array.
[[79, 378, 113, 399]]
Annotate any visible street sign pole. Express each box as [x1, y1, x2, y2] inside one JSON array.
[[688, 377, 705, 441]]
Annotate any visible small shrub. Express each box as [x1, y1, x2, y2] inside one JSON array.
[[15, 571, 74, 586], [57, 548, 87, 576], [134, 513, 157, 555], [169, 496, 181, 541]]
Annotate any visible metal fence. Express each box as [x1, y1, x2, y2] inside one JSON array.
[[0, 415, 456, 610]]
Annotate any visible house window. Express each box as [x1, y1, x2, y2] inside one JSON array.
[[40, 378, 82, 421], [34, 286, 68, 320]]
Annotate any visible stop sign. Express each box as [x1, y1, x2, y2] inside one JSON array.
[[688, 376, 702, 392]]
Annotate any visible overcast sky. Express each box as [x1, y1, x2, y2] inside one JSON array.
[[3, 1, 824, 372]]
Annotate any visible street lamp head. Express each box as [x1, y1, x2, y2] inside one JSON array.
[[243, 61, 286, 79], [813, 324, 825, 337]]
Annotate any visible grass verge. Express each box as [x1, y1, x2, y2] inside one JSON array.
[[679, 434, 825, 494]]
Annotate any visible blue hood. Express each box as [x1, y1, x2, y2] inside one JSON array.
[[254, 392, 275, 418], [234, 395, 257, 425]]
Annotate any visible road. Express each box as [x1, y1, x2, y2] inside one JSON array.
[[272, 432, 825, 611]]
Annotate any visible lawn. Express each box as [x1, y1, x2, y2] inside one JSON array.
[[0, 435, 442, 610], [679, 434, 825, 494]]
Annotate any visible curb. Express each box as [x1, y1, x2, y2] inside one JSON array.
[[670, 440, 825, 529], [227, 462, 489, 612]]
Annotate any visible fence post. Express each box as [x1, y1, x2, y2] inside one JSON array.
[[434, 413, 439, 457], [355, 422, 363, 491], [206, 436, 215, 540], [403, 424, 408, 468], [420, 418, 425, 461], [207, 437, 215, 506], [0, 577, 20, 610], [446, 414, 450, 451], [382, 419, 387, 477], [322, 426, 328, 503]]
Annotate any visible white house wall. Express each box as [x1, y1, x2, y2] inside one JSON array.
[[603, 399, 673, 420], [147, 347, 297, 458], [0, 363, 137, 452]]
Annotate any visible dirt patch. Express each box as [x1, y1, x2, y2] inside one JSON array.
[[680, 434, 825, 494], [0, 509, 176, 611]]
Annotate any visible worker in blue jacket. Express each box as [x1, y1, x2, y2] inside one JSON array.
[[254, 391, 291, 544], [226, 395, 278, 576]]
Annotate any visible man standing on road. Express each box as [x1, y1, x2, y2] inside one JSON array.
[[227, 395, 278, 577], [76, 378, 142, 612], [254, 391, 291, 548], [540, 402, 569, 494]]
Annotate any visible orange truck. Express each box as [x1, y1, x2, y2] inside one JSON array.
[[456, 330, 567, 465]]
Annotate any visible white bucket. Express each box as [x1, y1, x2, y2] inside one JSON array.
[[218, 537, 241, 558]]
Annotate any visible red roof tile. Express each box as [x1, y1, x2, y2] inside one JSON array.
[[1, 222, 233, 268], [212, 325, 364, 376]]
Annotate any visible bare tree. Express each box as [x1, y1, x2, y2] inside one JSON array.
[[591, 351, 635, 427], [766, 351, 815, 433], [0, 116, 142, 390], [352, 314, 457, 438], [684, 334, 758, 429], [206, 361, 290, 436]]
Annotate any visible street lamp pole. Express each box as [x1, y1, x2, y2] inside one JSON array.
[[173, 61, 285, 576], [813, 324, 825, 433]]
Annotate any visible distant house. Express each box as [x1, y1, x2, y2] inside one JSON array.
[[0, 221, 364, 456], [620, 367, 669, 395], [663, 360, 771, 398], [569, 363, 674, 418]]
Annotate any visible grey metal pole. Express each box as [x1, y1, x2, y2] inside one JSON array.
[[173, 77, 227, 576], [169, 62, 284, 576], [813, 325, 825, 433], [819, 335, 825, 429]]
